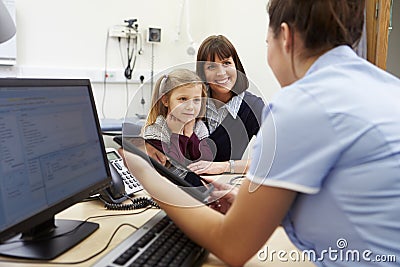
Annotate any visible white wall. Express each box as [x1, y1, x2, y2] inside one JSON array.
[[0, 0, 279, 119]]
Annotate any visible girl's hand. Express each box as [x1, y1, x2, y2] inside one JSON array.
[[166, 114, 185, 134], [144, 143, 167, 165], [188, 160, 229, 175]]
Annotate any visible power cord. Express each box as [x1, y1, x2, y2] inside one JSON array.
[[118, 32, 139, 109], [0, 223, 139, 265], [118, 37, 130, 108], [135, 75, 146, 119], [0, 207, 150, 247], [0, 205, 154, 265], [101, 27, 112, 118]]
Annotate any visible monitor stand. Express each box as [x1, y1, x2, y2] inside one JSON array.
[[0, 218, 99, 260]]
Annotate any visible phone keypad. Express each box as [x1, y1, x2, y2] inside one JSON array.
[[110, 158, 143, 195]]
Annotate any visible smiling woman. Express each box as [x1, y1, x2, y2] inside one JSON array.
[[187, 35, 265, 175], [203, 56, 239, 104]]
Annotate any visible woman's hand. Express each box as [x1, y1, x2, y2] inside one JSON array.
[[188, 160, 229, 174], [205, 177, 238, 214]]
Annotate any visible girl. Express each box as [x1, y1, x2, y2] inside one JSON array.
[[143, 68, 213, 165], [188, 35, 265, 175]]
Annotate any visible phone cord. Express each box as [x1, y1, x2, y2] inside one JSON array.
[[103, 196, 160, 210]]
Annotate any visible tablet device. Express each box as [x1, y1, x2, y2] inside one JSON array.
[[114, 135, 214, 203]]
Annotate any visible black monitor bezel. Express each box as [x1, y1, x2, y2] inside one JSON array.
[[0, 78, 112, 243]]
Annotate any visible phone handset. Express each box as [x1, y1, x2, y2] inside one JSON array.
[[100, 148, 143, 204]]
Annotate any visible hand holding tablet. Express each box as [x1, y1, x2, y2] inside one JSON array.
[[114, 135, 214, 204]]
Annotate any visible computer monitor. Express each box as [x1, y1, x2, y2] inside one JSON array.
[[0, 78, 111, 260]]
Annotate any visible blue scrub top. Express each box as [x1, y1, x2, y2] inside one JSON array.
[[248, 46, 400, 266]]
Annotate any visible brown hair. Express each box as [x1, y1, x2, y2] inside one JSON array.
[[145, 68, 207, 127], [196, 35, 249, 95], [267, 0, 365, 58]]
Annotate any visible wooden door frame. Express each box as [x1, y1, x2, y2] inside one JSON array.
[[366, 0, 391, 70]]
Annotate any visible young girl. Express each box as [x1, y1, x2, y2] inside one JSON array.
[[143, 68, 213, 165]]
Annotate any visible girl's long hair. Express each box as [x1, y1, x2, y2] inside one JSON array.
[[145, 68, 207, 127]]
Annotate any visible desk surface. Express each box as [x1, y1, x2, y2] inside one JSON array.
[[0, 193, 314, 267]]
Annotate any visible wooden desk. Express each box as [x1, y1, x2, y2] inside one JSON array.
[[0, 193, 314, 267]]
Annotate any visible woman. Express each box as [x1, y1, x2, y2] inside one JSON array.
[[188, 35, 265, 175], [125, 0, 400, 266]]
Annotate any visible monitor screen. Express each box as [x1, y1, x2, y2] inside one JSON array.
[[0, 78, 111, 260]]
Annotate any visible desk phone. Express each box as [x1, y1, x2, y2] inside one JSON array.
[[100, 148, 143, 203]]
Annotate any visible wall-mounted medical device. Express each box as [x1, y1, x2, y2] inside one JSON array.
[[107, 19, 143, 80], [109, 19, 139, 39], [147, 27, 161, 43]]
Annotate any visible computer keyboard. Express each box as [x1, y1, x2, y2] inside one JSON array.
[[93, 211, 208, 267]]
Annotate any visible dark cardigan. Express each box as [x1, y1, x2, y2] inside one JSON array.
[[206, 91, 265, 161]]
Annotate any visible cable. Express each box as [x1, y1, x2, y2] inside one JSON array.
[[134, 75, 146, 119], [185, 0, 193, 45], [137, 32, 143, 55], [56, 223, 139, 265], [118, 37, 125, 66], [150, 43, 155, 98], [185, 0, 197, 56], [124, 30, 138, 80], [117, 37, 130, 109], [118, 39, 129, 110], [175, 0, 185, 41], [0, 223, 140, 265], [119, 31, 139, 110], [125, 79, 129, 109], [104, 21, 142, 119], [140, 75, 145, 116], [124, 35, 133, 79], [0, 208, 152, 265], [101, 195, 160, 210], [175, 0, 196, 55], [101, 28, 112, 119]]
